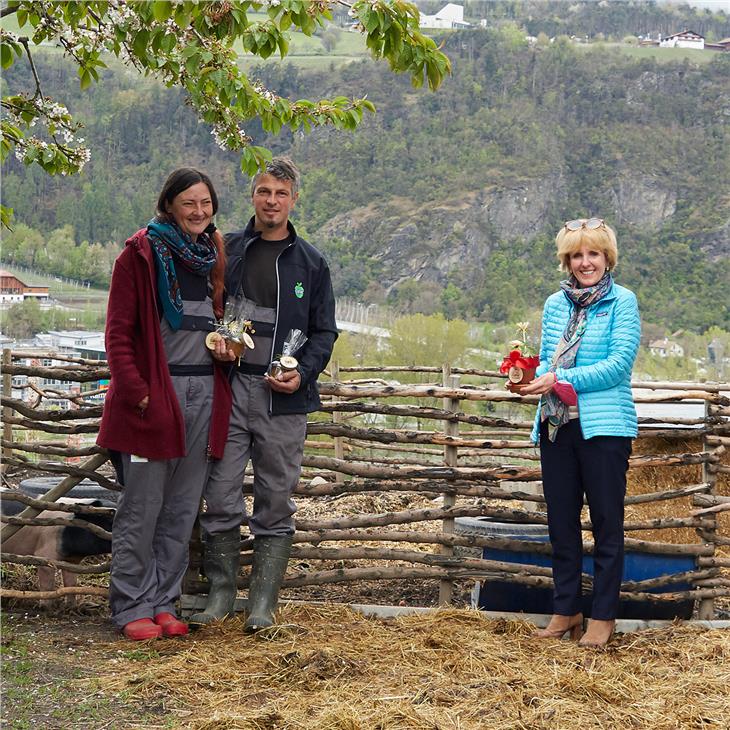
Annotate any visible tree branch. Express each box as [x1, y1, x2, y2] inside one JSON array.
[[17, 37, 43, 101]]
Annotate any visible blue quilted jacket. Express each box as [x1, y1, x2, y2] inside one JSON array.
[[530, 281, 641, 443]]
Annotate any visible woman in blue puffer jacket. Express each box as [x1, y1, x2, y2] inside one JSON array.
[[515, 218, 640, 648]]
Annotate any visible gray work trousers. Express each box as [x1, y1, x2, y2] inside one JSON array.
[[201, 373, 307, 537], [109, 375, 214, 629]]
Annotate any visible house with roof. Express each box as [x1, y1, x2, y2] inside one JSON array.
[[659, 30, 704, 49], [0, 269, 50, 304], [705, 37, 730, 52], [420, 3, 470, 30], [649, 338, 684, 358], [34, 330, 106, 357]]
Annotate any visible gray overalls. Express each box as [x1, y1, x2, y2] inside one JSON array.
[[109, 298, 215, 628], [201, 296, 307, 538]]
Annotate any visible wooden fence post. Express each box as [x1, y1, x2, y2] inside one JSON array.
[[331, 360, 345, 483], [2, 349, 13, 474], [697, 399, 717, 620], [438, 364, 460, 606]]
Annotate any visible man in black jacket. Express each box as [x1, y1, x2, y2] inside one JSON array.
[[190, 157, 337, 631]]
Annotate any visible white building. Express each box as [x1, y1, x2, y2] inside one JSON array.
[[649, 338, 685, 358], [659, 30, 704, 49], [34, 330, 106, 355], [6, 332, 107, 404], [420, 3, 470, 29], [0, 269, 50, 304]]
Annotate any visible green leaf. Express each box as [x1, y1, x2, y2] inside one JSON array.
[[161, 33, 176, 53], [363, 11, 379, 34], [1, 204, 14, 230], [0, 43, 13, 70], [152, 1, 173, 22], [79, 68, 92, 90], [251, 146, 272, 164], [174, 5, 191, 28], [150, 27, 164, 53], [278, 35, 289, 58], [240, 148, 259, 176], [347, 110, 361, 129], [132, 29, 150, 60], [23, 145, 37, 164], [185, 54, 200, 75]]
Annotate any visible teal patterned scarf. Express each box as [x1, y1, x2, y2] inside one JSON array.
[[541, 272, 613, 441], [147, 218, 217, 330]]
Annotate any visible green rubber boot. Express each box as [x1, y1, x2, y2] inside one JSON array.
[[244, 535, 293, 632], [189, 529, 241, 627]]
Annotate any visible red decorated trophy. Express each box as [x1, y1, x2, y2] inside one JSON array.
[[500, 322, 540, 389]]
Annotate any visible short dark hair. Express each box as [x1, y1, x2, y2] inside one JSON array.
[[157, 168, 219, 218], [250, 156, 300, 197]]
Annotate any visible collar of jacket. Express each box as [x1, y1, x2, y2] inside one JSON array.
[[561, 279, 617, 310], [124, 228, 160, 319], [240, 216, 299, 251], [126, 228, 158, 287]]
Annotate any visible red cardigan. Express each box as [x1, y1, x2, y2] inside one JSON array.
[[97, 230, 231, 460]]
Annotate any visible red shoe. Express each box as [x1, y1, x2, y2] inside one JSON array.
[[154, 612, 189, 637], [123, 618, 163, 641]]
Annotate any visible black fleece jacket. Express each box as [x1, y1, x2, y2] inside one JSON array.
[[225, 218, 338, 414]]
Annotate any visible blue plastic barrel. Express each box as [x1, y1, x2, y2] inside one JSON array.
[[455, 517, 694, 619]]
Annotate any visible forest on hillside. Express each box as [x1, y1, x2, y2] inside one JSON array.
[[416, 0, 730, 40], [1, 22, 729, 333]]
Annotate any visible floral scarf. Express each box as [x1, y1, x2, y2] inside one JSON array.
[[541, 272, 613, 441], [147, 218, 217, 330]]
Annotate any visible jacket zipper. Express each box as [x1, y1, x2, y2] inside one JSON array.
[[269, 240, 295, 415]]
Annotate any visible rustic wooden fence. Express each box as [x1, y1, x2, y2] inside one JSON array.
[[2, 349, 729, 618]]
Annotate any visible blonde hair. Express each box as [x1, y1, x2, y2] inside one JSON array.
[[555, 220, 618, 272]]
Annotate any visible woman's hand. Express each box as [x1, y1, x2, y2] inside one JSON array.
[[518, 372, 557, 396], [137, 395, 149, 411]]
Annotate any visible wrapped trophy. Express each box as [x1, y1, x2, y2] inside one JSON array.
[[205, 299, 255, 364], [268, 328, 308, 379], [499, 321, 540, 388]]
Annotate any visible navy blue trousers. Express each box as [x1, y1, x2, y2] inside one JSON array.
[[540, 419, 632, 620]]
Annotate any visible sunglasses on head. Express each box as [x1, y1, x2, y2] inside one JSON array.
[[564, 218, 605, 231]]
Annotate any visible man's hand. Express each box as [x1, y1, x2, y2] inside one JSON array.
[[265, 369, 301, 394], [211, 337, 237, 362]]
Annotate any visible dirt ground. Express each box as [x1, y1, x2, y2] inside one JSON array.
[[3, 601, 730, 730], [3, 437, 729, 730]]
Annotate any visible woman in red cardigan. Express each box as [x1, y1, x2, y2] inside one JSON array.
[[98, 168, 231, 640]]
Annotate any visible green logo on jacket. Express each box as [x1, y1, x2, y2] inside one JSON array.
[[294, 282, 304, 299]]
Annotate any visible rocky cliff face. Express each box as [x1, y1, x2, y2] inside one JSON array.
[[322, 174, 565, 292], [609, 173, 677, 228], [698, 216, 730, 262], [321, 170, 685, 292]]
